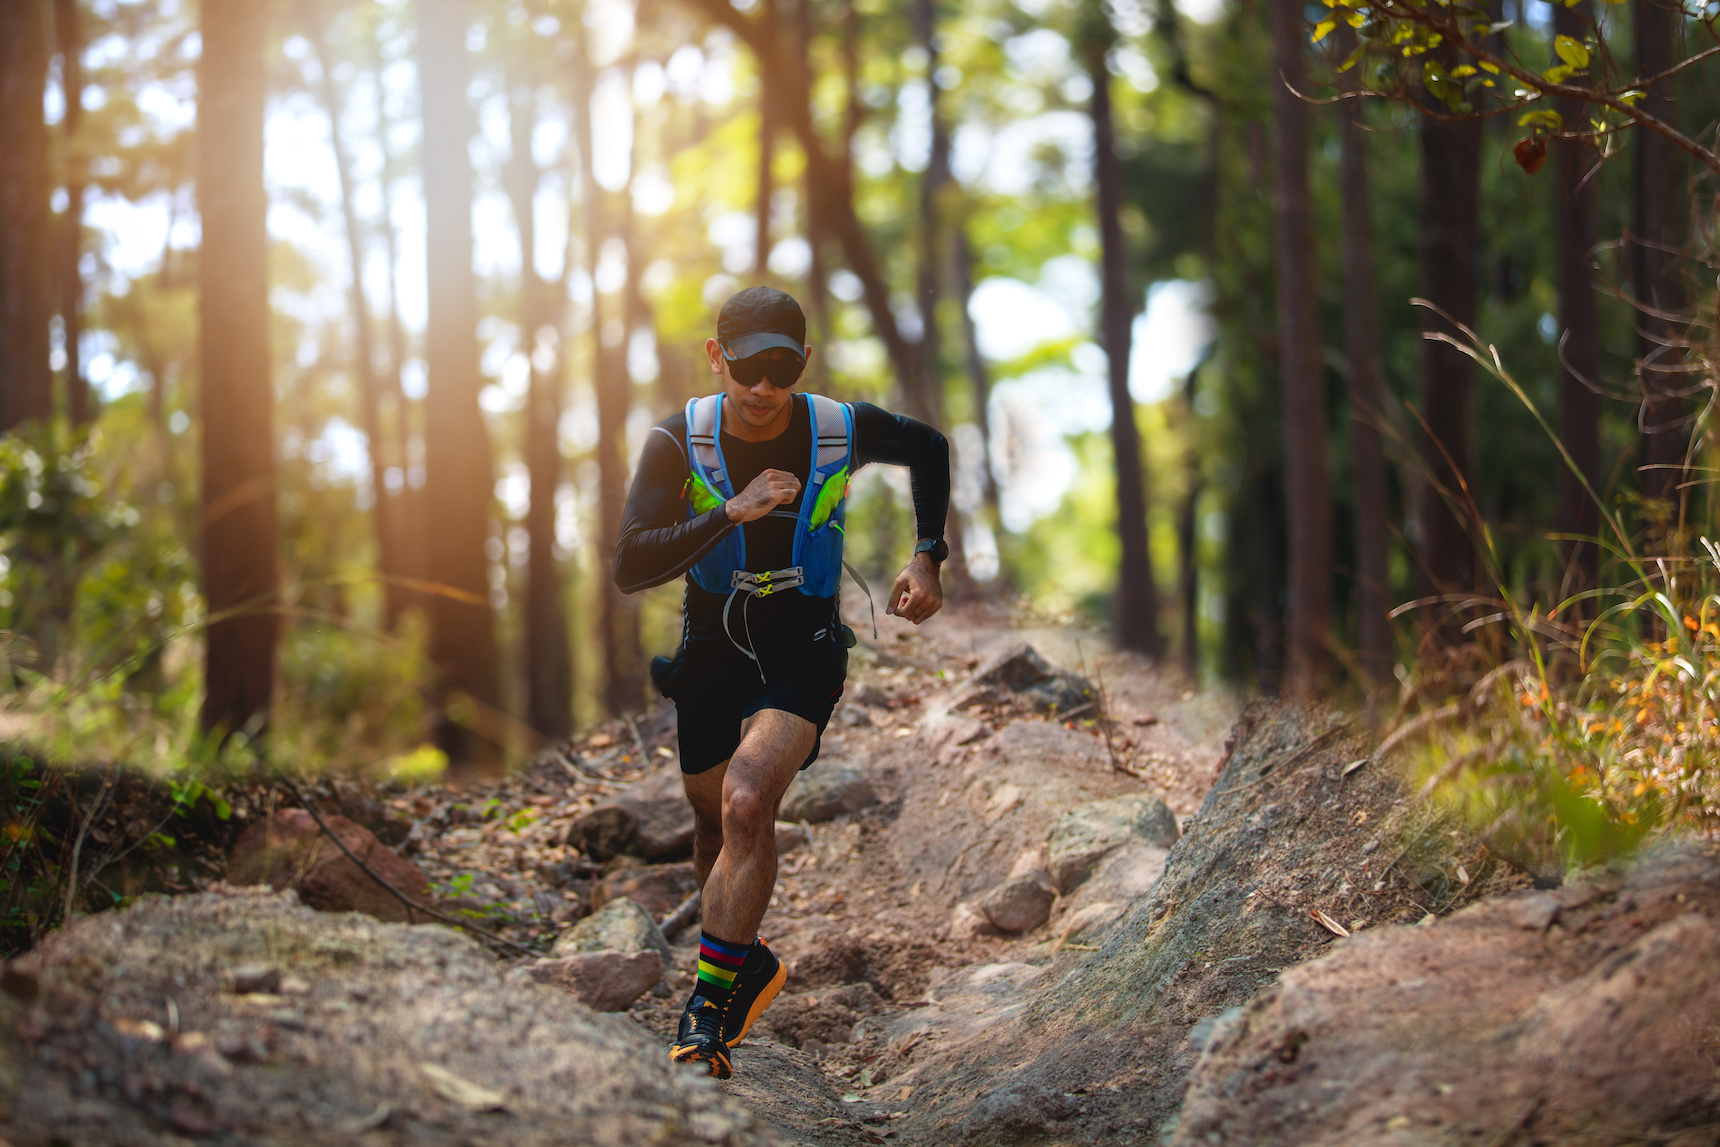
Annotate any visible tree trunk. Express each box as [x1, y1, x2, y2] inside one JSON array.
[[505, 88, 574, 742], [1415, 66, 1481, 611], [1553, 0, 1602, 606], [1177, 369, 1200, 676], [952, 228, 1000, 520], [306, 19, 406, 629], [1088, 34, 1162, 657], [679, 0, 919, 399], [57, 0, 91, 428], [0, 0, 55, 432], [198, 0, 279, 738], [370, 55, 426, 618], [755, 0, 776, 282], [1269, 0, 1331, 690], [419, 0, 502, 770], [909, 0, 948, 429], [1631, 0, 1687, 517], [576, 35, 643, 716], [1334, 30, 1392, 692]]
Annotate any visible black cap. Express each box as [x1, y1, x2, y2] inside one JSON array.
[[717, 286, 807, 362]]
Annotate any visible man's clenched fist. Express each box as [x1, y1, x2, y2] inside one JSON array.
[[725, 468, 802, 523]]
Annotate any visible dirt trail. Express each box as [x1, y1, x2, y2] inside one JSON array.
[[11, 605, 1720, 1144]]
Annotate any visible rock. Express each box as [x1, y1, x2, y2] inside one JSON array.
[[565, 803, 635, 859], [228, 964, 279, 995], [947, 901, 994, 940], [1047, 793, 1180, 893], [1055, 901, 1125, 944], [1172, 850, 1720, 1146], [1508, 892, 1562, 931], [978, 873, 1056, 933], [970, 642, 1093, 714], [835, 702, 873, 727], [1008, 843, 1049, 880], [553, 896, 673, 968], [565, 795, 695, 862], [874, 701, 1423, 1144], [0, 887, 775, 1145], [591, 862, 699, 920], [1021, 672, 1094, 715], [517, 950, 664, 1012], [973, 643, 1056, 691], [948, 684, 1005, 712], [775, 821, 808, 854], [919, 710, 987, 755], [227, 809, 432, 924], [780, 765, 875, 824]]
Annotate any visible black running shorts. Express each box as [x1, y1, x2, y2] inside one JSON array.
[[652, 638, 848, 775]]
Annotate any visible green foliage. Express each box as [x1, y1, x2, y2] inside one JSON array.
[[273, 615, 431, 771]]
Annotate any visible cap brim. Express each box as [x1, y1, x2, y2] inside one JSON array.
[[722, 332, 806, 361]]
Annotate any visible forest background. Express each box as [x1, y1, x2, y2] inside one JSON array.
[[0, 0, 1717, 863]]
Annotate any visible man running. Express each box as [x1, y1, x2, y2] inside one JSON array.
[[614, 286, 950, 1079]]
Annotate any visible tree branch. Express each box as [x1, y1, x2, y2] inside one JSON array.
[[278, 777, 538, 959]]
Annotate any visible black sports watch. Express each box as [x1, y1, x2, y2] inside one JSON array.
[[914, 538, 949, 564]]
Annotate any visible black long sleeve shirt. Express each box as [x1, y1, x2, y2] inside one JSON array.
[[614, 395, 949, 650]]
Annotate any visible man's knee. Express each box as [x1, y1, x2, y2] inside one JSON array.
[[720, 778, 776, 842]]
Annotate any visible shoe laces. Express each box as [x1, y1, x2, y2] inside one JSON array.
[[684, 996, 727, 1041]]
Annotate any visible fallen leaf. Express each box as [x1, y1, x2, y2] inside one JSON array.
[[114, 1017, 165, 1042], [1342, 758, 1369, 777], [1310, 908, 1351, 939], [420, 1062, 507, 1111]]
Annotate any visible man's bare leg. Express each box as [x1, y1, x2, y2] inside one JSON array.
[[681, 709, 815, 943]]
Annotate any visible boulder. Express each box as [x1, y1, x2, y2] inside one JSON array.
[[565, 795, 695, 862], [970, 642, 1093, 715], [1021, 673, 1093, 715], [0, 888, 773, 1144], [973, 643, 1056, 692], [516, 950, 664, 1012], [780, 765, 875, 824], [553, 896, 672, 968], [227, 809, 432, 924], [1172, 850, 1720, 1146], [977, 873, 1056, 934], [947, 901, 994, 941], [591, 862, 699, 920], [1046, 793, 1180, 893]]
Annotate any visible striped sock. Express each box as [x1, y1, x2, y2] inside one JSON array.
[[695, 931, 751, 1005]]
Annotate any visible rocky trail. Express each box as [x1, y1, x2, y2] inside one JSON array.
[[5, 605, 1720, 1145]]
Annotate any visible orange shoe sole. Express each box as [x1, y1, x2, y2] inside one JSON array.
[[725, 958, 787, 1047], [669, 1040, 733, 1080]]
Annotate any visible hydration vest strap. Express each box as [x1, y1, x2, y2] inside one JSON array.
[[729, 567, 805, 598], [842, 560, 878, 640]]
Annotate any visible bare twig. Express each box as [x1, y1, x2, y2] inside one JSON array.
[[1075, 641, 1127, 774], [278, 777, 537, 959], [660, 890, 701, 941], [622, 715, 646, 763], [62, 769, 116, 924]]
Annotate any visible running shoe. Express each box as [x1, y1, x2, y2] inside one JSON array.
[[668, 995, 733, 1079], [720, 939, 787, 1047]]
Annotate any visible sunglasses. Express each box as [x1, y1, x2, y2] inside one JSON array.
[[723, 346, 805, 389]]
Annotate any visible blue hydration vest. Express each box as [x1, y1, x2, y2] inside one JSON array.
[[682, 391, 854, 599]]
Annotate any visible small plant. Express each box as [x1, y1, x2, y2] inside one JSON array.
[[1393, 319, 1720, 874]]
